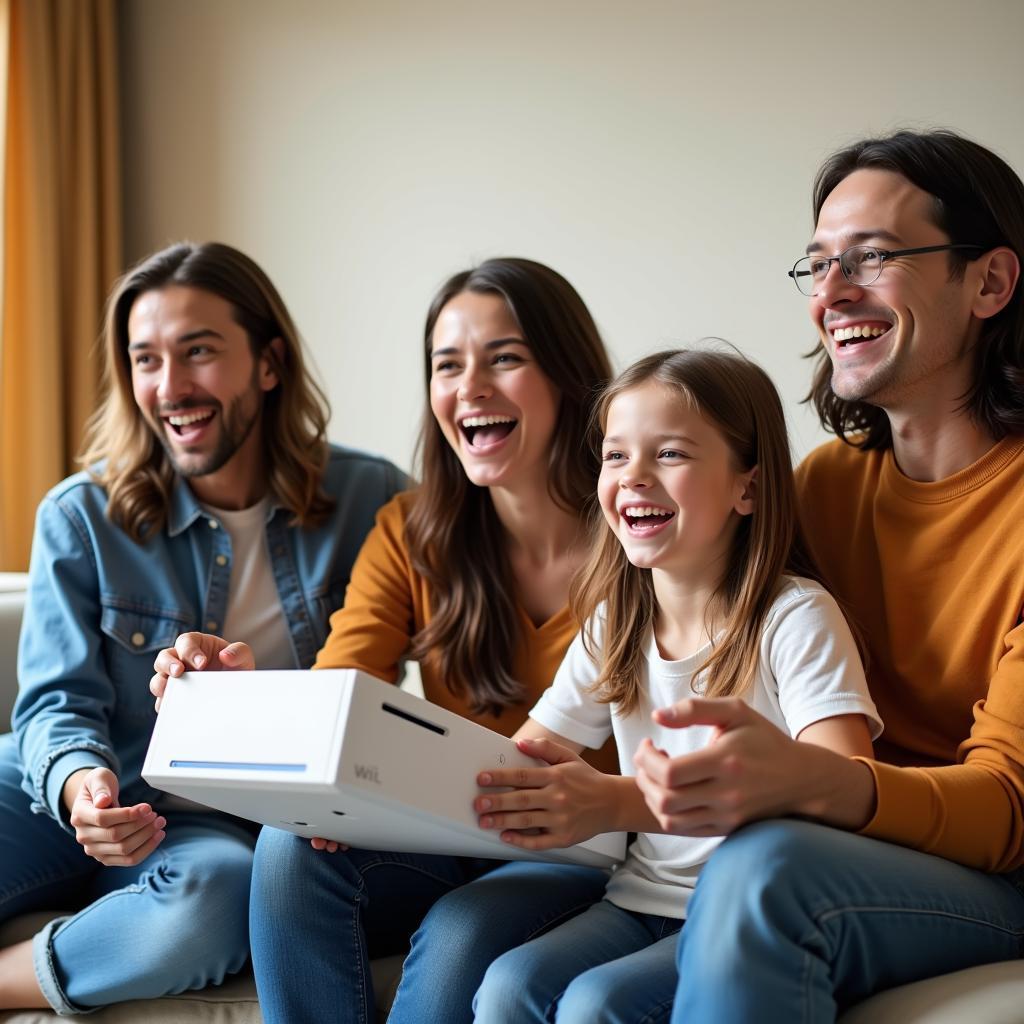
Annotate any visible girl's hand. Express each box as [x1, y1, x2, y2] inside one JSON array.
[[309, 836, 348, 854], [474, 737, 618, 850], [149, 633, 255, 711]]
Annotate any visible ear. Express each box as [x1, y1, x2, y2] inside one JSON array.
[[734, 465, 758, 517], [258, 337, 285, 392], [970, 247, 1020, 321]]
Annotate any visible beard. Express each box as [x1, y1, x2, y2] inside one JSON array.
[[156, 382, 264, 479]]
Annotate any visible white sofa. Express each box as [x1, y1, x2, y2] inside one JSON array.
[[2, 572, 1023, 1023]]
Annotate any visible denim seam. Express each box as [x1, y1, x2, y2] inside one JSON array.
[[800, 945, 814, 1024], [350, 872, 369, 1024], [815, 903, 1024, 937], [358, 858, 472, 890], [54, 498, 97, 573], [33, 917, 98, 1016], [798, 902, 1024, 1019], [524, 898, 606, 944], [636, 995, 676, 1024]]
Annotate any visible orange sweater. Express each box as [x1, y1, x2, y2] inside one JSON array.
[[796, 437, 1024, 871], [315, 491, 617, 771]]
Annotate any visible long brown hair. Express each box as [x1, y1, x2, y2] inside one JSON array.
[[79, 242, 332, 540], [406, 258, 612, 715], [573, 349, 822, 712], [805, 129, 1024, 449]]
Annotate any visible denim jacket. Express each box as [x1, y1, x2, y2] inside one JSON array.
[[13, 445, 407, 830]]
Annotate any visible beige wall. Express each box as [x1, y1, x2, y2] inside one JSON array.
[[119, 0, 1024, 474]]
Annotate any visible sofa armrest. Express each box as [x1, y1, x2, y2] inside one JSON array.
[[0, 573, 28, 731]]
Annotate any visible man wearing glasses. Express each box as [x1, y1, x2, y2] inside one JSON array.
[[634, 129, 1024, 1019]]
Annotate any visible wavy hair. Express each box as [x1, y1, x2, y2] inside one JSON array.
[[805, 129, 1024, 449], [573, 349, 822, 711], [79, 242, 332, 540], [405, 258, 612, 715]]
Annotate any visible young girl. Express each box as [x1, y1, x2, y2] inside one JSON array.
[[460, 348, 882, 1023], [150, 258, 617, 1024]]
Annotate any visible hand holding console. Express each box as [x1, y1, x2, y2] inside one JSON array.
[[149, 632, 255, 710]]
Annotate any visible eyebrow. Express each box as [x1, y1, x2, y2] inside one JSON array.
[[127, 328, 225, 351], [806, 229, 903, 254], [603, 434, 699, 446], [430, 337, 527, 358]]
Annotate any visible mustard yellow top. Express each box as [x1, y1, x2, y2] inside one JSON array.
[[796, 436, 1024, 871], [315, 491, 617, 772]]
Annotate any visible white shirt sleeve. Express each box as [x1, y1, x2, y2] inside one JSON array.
[[762, 580, 883, 740], [528, 617, 615, 750]]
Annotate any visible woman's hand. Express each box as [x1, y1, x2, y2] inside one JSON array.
[[633, 698, 876, 836], [474, 736, 620, 851], [149, 633, 255, 710]]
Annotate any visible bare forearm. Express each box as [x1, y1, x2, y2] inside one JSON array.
[[608, 775, 663, 833], [794, 745, 877, 830]]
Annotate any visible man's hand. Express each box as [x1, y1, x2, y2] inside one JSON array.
[[633, 697, 875, 836], [63, 767, 166, 866], [474, 736, 621, 850], [150, 633, 255, 710]]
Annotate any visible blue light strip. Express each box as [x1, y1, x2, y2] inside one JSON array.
[[168, 760, 307, 772]]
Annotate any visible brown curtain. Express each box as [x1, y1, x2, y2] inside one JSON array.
[[0, 0, 121, 570]]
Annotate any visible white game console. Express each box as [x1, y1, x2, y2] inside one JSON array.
[[142, 668, 626, 869]]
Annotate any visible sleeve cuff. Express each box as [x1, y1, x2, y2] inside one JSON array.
[[528, 704, 611, 752], [44, 750, 113, 828], [853, 757, 936, 846]]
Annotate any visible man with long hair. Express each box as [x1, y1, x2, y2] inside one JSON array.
[[0, 242, 404, 1013], [634, 129, 1024, 1018]]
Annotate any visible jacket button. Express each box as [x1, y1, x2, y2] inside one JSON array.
[[208, 519, 219, 529], [216, 555, 228, 566], [131, 632, 146, 647], [206, 620, 219, 631]]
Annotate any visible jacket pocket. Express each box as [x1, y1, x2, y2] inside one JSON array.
[[101, 602, 192, 721]]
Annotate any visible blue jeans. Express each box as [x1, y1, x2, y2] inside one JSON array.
[[674, 819, 1024, 1023], [248, 826, 609, 1024], [474, 898, 681, 1023], [0, 735, 254, 1015]]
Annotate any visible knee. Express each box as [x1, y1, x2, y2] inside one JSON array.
[[161, 845, 253, 960], [475, 947, 548, 1022], [413, 883, 486, 955], [558, 972, 633, 1024], [687, 820, 834, 946]]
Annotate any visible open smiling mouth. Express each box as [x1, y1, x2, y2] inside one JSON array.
[[459, 415, 518, 449], [165, 410, 216, 436], [832, 324, 892, 349], [622, 506, 675, 532]]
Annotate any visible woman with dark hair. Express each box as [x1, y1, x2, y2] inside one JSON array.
[[153, 257, 616, 1024]]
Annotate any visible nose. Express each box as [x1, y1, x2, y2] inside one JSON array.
[[814, 258, 864, 307], [619, 458, 652, 491], [456, 361, 493, 402], [156, 360, 192, 406]]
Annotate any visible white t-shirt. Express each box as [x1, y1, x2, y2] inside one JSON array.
[[201, 499, 295, 670], [529, 576, 883, 919]]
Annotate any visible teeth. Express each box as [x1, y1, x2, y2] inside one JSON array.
[[168, 411, 213, 427], [461, 415, 516, 427], [624, 506, 671, 518], [832, 325, 888, 343]]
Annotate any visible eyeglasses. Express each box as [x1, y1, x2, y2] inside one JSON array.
[[788, 244, 984, 296]]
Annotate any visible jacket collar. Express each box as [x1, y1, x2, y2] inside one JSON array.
[[166, 477, 285, 537]]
